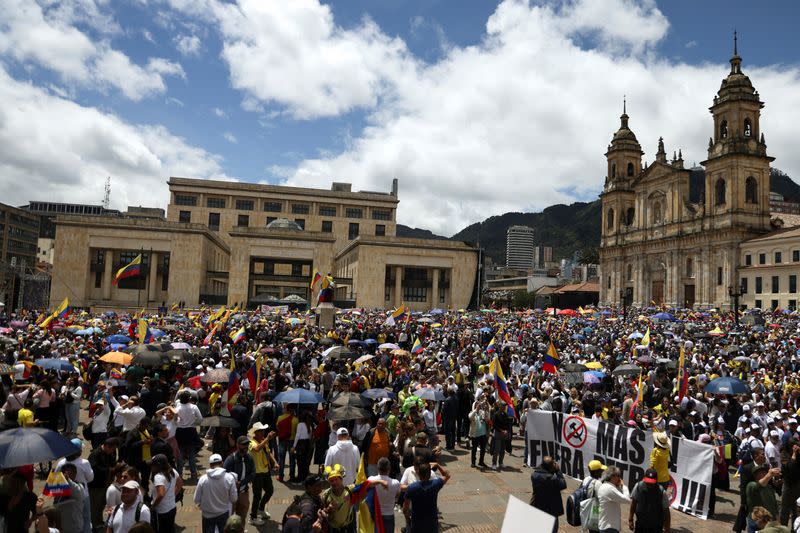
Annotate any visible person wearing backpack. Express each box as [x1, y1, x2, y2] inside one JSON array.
[[106, 480, 151, 533], [628, 468, 670, 533], [530, 456, 566, 533], [576, 460, 606, 533]]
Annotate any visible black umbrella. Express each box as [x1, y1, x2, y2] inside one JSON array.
[[561, 363, 588, 372], [326, 405, 372, 421], [131, 351, 168, 367], [331, 392, 371, 409], [318, 337, 335, 346], [201, 416, 240, 428], [612, 364, 642, 377], [636, 355, 654, 365], [202, 368, 231, 383]]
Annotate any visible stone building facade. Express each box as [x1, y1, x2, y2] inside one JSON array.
[[599, 43, 774, 309]]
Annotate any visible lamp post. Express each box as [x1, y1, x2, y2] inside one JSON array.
[[619, 288, 627, 321], [728, 283, 742, 329]]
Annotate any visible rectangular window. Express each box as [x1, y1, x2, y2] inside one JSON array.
[[178, 210, 191, 223], [295, 218, 305, 230], [791, 275, 797, 294], [794, 250, 800, 262], [717, 266, 723, 286], [291, 203, 309, 215], [266, 217, 277, 225], [741, 277, 748, 294], [94, 271, 102, 288], [755, 276, 762, 294], [236, 199, 254, 211], [375, 224, 386, 236], [772, 299, 779, 309], [291, 263, 303, 277], [174, 194, 197, 206], [403, 286, 427, 302], [372, 209, 391, 221], [348, 223, 359, 239], [321, 221, 333, 233], [319, 206, 337, 217], [790, 300, 797, 311], [759, 253, 766, 265], [745, 254, 752, 266], [775, 251, 783, 264], [237, 214, 249, 227], [772, 275, 780, 293], [264, 201, 282, 212], [207, 197, 226, 208], [755, 299, 762, 309], [208, 212, 220, 231], [346, 208, 363, 219]]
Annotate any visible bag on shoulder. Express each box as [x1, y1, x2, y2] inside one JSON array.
[[566, 477, 592, 526], [738, 439, 754, 465], [579, 493, 600, 531]]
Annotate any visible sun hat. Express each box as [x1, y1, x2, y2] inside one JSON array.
[[654, 432, 670, 449]]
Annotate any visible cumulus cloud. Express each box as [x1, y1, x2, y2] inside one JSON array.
[[175, 34, 201, 55], [0, 66, 227, 210], [0, 0, 184, 100], [223, 132, 238, 143]]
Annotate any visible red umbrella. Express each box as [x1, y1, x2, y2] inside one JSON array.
[[186, 375, 203, 389], [557, 309, 579, 317]]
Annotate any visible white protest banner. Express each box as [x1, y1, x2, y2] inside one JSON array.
[[526, 411, 714, 519]]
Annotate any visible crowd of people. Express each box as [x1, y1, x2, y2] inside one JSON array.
[[0, 300, 800, 533]]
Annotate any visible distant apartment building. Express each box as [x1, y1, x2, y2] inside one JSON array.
[[505, 225, 535, 269], [533, 244, 553, 268], [0, 203, 40, 309], [770, 191, 800, 215]]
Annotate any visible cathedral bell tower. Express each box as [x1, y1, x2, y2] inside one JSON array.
[[702, 32, 773, 232], [602, 98, 642, 239]]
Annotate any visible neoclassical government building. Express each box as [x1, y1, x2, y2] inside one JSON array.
[[599, 42, 774, 309]]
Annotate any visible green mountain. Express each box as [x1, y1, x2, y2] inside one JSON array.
[[399, 168, 800, 265]]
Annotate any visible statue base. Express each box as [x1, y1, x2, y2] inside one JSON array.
[[316, 303, 335, 331]]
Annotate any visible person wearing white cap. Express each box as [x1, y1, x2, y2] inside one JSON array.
[[744, 424, 765, 451], [194, 453, 238, 533], [782, 418, 800, 447], [324, 427, 360, 486], [765, 430, 782, 468], [107, 480, 151, 533]]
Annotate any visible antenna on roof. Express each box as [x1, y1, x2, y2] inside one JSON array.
[[103, 177, 111, 209]]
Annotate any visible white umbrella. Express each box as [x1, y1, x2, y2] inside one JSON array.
[[354, 355, 375, 365], [417, 317, 434, 323], [378, 343, 400, 350]]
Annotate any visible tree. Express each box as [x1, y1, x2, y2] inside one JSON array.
[[578, 246, 599, 264]]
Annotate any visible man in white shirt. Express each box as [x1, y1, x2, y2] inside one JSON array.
[[368, 457, 401, 533], [175, 391, 204, 479], [106, 480, 150, 533], [324, 428, 360, 486], [765, 430, 782, 468], [114, 396, 146, 433], [194, 454, 238, 533], [597, 466, 631, 533]]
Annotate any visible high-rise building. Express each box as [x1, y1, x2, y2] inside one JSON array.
[[0, 203, 40, 309], [533, 244, 553, 268], [506, 225, 535, 269]]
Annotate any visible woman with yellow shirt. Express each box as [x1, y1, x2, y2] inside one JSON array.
[[650, 432, 672, 491]]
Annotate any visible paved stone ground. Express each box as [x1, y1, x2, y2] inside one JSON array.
[[35, 423, 739, 533]]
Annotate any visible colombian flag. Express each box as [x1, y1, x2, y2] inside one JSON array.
[[489, 356, 516, 418], [203, 324, 217, 346], [230, 327, 246, 344], [40, 314, 55, 329], [355, 455, 385, 533], [43, 470, 72, 497], [54, 298, 70, 320], [225, 358, 240, 413], [109, 368, 124, 381], [246, 357, 261, 392], [411, 337, 423, 354], [543, 341, 560, 374], [391, 304, 407, 321], [137, 318, 153, 344], [112, 254, 142, 285], [310, 270, 322, 289], [486, 336, 497, 353]]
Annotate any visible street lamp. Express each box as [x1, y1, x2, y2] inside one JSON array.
[[619, 288, 626, 321], [728, 283, 743, 329]]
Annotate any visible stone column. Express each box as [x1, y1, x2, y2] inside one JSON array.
[[431, 268, 439, 309], [148, 252, 159, 303], [103, 250, 113, 300], [700, 247, 711, 308], [394, 266, 403, 307]]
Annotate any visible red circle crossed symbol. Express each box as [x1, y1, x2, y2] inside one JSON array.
[[667, 476, 677, 505], [563, 415, 588, 448]]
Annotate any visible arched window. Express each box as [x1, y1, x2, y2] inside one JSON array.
[[611, 164, 616, 178], [626, 264, 633, 281], [744, 118, 752, 137], [651, 202, 662, 225], [746, 176, 758, 204], [607, 208, 614, 229], [715, 178, 726, 206], [627, 162, 634, 177], [626, 207, 635, 226], [686, 258, 694, 278], [720, 120, 728, 139]]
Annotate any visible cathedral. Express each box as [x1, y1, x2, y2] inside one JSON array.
[[599, 38, 773, 309]]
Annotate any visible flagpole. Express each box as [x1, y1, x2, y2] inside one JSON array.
[[136, 246, 143, 309], [145, 247, 153, 309]]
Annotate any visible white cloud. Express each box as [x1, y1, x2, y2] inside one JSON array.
[[212, 107, 226, 118], [685, 40, 697, 48], [0, 66, 227, 210], [0, 0, 184, 100], [175, 34, 201, 55], [223, 132, 238, 143]]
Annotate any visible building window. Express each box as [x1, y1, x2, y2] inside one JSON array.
[[264, 201, 282, 212], [207, 197, 226, 209], [790, 299, 797, 311], [772, 299, 779, 309], [372, 209, 391, 221], [385, 286, 391, 301], [626, 207, 635, 226], [715, 178, 726, 206], [759, 253, 766, 265], [745, 254, 752, 266], [755, 276, 762, 294], [791, 275, 798, 294], [237, 214, 249, 227], [611, 164, 616, 178], [607, 276, 611, 289], [266, 217, 277, 225], [291, 263, 303, 277], [291, 203, 309, 215], [403, 286, 427, 302], [607, 208, 614, 229], [208, 212, 220, 231], [755, 299, 762, 309], [626, 264, 633, 281], [319, 206, 337, 217], [686, 258, 693, 278], [295, 219, 305, 230], [348, 223, 359, 240], [178, 210, 191, 223], [174, 194, 197, 206], [741, 278, 748, 294], [776, 251, 782, 264], [375, 224, 386, 236], [720, 119, 728, 139], [321, 221, 333, 233], [744, 118, 752, 137], [627, 162, 634, 177], [745, 177, 758, 204], [346, 208, 363, 219], [236, 199, 254, 211], [717, 266, 723, 286], [651, 202, 662, 225], [94, 271, 102, 288], [794, 250, 800, 262], [162, 253, 170, 291], [772, 275, 780, 293]]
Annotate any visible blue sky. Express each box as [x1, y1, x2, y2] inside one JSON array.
[[1, 0, 799, 235]]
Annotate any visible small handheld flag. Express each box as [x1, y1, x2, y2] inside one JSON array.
[[43, 470, 72, 497], [137, 318, 153, 344], [113, 254, 142, 285], [230, 327, 246, 344], [54, 298, 71, 320], [486, 336, 497, 353], [543, 341, 560, 374], [411, 337, 423, 354], [310, 270, 322, 289], [489, 356, 517, 418]]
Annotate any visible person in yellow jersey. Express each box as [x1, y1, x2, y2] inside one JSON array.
[[650, 432, 672, 492], [124, 418, 154, 498], [321, 464, 387, 533], [17, 397, 38, 427]]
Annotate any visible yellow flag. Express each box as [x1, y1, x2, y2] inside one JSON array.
[[355, 454, 375, 533], [641, 327, 651, 348]]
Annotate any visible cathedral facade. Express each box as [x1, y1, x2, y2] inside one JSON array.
[[599, 42, 773, 309]]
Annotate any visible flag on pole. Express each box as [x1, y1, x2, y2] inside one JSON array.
[[310, 270, 322, 289], [489, 356, 516, 418], [137, 318, 153, 344], [486, 336, 497, 353], [630, 372, 645, 417], [355, 454, 385, 533], [677, 345, 689, 401], [543, 341, 560, 374], [203, 324, 217, 346], [411, 337, 423, 354], [54, 298, 71, 320], [641, 328, 651, 348], [230, 327, 246, 344], [112, 254, 142, 285], [225, 356, 240, 413]]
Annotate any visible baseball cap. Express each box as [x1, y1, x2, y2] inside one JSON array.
[[236, 436, 250, 446], [588, 460, 606, 472], [751, 423, 761, 430], [336, 427, 349, 436], [770, 430, 780, 438], [742, 404, 751, 411], [209, 453, 223, 465], [643, 468, 658, 484], [668, 420, 678, 427], [122, 480, 140, 490], [304, 474, 325, 487]]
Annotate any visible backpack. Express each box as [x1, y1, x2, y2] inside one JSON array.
[[634, 483, 665, 528], [110, 501, 143, 525], [566, 477, 593, 526], [738, 439, 754, 465]]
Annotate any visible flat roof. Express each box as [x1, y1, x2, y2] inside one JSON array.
[[335, 235, 477, 259]]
